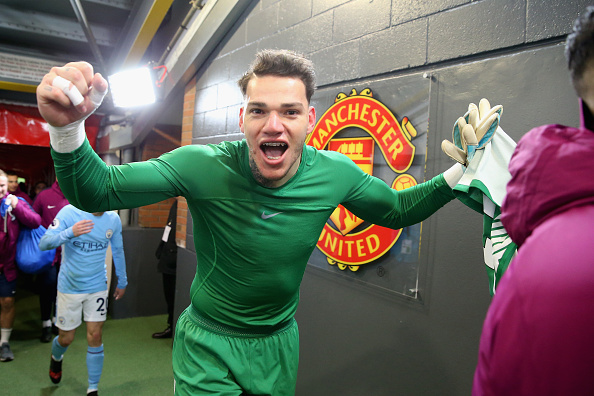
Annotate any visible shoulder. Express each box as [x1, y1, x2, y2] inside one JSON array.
[[104, 210, 121, 220], [56, 204, 77, 218], [165, 140, 244, 156], [158, 140, 245, 166], [304, 146, 362, 173]]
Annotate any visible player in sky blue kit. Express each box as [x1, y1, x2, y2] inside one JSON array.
[[39, 204, 127, 396]]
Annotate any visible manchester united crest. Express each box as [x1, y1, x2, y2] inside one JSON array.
[[306, 88, 419, 272]]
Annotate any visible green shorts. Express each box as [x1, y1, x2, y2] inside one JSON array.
[[172, 305, 299, 396]]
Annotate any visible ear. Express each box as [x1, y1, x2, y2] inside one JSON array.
[[239, 107, 245, 134], [306, 106, 316, 134]]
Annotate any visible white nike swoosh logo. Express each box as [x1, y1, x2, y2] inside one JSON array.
[[48, 205, 56, 209], [261, 211, 282, 219]]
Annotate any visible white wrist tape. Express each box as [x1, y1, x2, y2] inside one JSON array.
[[49, 120, 86, 153], [52, 76, 84, 106], [443, 163, 464, 189]]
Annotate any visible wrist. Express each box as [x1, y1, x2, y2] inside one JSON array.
[[49, 120, 86, 153], [443, 163, 464, 188]]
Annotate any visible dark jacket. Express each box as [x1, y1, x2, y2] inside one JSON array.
[[474, 99, 594, 395], [33, 181, 68, 228], [155, 201, 177, 275], [33, 181, 68, 267]]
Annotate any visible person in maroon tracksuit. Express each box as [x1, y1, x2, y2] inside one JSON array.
[[0, 169, 42, 362], [473, 7, 594, 395]]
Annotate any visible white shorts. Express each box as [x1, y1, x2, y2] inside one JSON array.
[[56, 290, 109, 331]]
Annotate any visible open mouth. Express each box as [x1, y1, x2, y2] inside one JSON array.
[[260, 142, 288, 160]]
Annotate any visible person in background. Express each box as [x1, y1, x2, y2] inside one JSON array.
[[33, 180, 69, 343], [6, 171, 32, 205], [40, 204, 127, 396], [0, 169, 42, 362], [473, 7, 594, 395], [152, 200, 177, 339], [30, 180, 48, 201]]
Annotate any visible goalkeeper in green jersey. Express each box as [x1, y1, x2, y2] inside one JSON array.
[[37, 50, 467, 395]]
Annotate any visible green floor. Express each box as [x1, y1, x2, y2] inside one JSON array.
[[2, 289, 174, 395]]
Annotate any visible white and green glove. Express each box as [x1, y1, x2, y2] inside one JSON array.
[[441, 98, 502, 167], [442, 98, 516, 296]]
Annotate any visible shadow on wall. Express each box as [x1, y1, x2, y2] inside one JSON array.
[[296, 325, 458, 396]]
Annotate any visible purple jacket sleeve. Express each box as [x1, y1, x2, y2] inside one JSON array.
[[13, 200, 41, 229]]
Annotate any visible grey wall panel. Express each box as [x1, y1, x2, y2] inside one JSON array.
[[109, 228, 167, 320], [431, 43, 579, 147], [295, 41, 580, 396]]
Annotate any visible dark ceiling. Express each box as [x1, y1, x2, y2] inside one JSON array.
[[0, 0, 194, 108]]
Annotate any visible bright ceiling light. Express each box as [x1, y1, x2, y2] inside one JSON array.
[[108, 67, 156, 108]]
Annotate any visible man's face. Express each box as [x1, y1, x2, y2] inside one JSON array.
[[0, 176, 8, 197], [239, 75, 316, 188], [7, 175, 18, 193]]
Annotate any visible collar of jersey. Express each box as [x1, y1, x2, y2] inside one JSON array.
[[239, 140, 310, 191]]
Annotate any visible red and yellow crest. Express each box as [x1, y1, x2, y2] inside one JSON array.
[[306, 88, 419, 271]]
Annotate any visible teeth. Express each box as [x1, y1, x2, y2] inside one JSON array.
[[262, 142, 287, 147], [262, 142, 286, 160]]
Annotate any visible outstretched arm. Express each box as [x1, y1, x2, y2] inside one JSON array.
[[344, 172, 456, 230]]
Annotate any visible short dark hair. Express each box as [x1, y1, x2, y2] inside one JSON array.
[[237, 49, 316, 103], [565, 6, 594, 95]]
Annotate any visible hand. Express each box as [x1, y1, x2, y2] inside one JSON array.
[[36, 61, 108, 127], [113, 287, 126, 300], [72, 219, 94, 237], [5, 194, 18, 209], [442, 98, 502, 166]]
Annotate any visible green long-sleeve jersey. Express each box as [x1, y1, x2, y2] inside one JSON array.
[[52, 139, 454, 330]]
